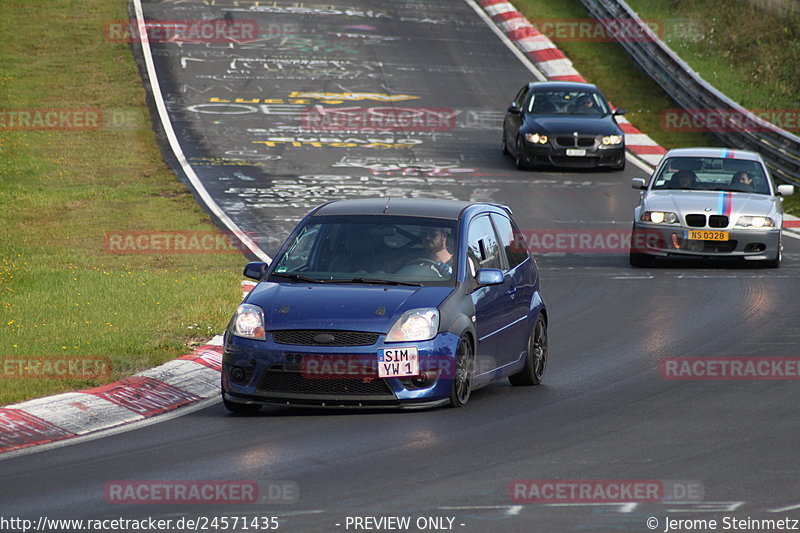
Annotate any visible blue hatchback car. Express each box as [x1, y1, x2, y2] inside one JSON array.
[[221, 198, 547, 412]]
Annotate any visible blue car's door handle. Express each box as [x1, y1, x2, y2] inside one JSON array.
[[507, 286, 517, 298]]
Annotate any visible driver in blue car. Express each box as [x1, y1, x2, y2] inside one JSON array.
[[422, 228, 453, 277]]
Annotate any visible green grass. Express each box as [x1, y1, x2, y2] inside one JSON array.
[[0, 1, 244, 404], [626, 0, 800, 112], [513, 0, 800, 215]]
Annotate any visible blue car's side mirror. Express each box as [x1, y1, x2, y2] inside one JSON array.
[[476, 269, 504, 286], [243, 261, 268, 281], [507, 104, 521, 115]]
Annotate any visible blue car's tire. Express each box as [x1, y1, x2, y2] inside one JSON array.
[[449, 335, 474, 407], [509, 315, 547, 386], [223, 396, 262, 414]]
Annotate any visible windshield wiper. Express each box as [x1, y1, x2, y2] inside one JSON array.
[[271, 272, 326, 284], [338, 277, 422, 287]]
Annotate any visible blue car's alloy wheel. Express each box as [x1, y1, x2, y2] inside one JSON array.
[[449, 336, 474, 407], [509, 315, 547, 386]]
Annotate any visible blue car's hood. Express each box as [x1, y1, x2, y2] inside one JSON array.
[[524, 115, 621, 136], [245, 282, 453, 332]]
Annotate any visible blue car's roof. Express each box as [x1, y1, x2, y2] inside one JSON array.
[[311, 198, 476, 220]]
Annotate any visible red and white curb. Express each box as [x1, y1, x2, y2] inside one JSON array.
[[0, 341, 223, 455], [784, 215, 800, 240], [477, 0, 666, 168], [0, 282, 259, 456]]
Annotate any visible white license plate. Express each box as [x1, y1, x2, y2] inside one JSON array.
[[378, 347, 419, 378], [566, 149, 586, 157]]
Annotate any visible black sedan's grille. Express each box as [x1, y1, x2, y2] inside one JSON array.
[[272, 330, 380, 346], [554, 135, 597, 148], [685, 214, 706, 227], [259, 365, 393, 396]]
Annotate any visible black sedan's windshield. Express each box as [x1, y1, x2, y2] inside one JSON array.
[[269, 215, 459, 285], [526, 90, 610, 115]]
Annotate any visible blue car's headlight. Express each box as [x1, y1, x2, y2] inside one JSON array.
[[601, 135, 623, 145], [386, 309, 439, 342], [232, 303, 266, 340]]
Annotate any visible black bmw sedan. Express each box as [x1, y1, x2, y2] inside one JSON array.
[[502, 81, 627, 171]]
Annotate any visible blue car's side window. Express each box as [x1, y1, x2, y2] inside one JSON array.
[[466, 216, 502, 275], [490, 214, 530, 271]]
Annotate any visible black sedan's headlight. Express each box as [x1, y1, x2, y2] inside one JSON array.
[[524, 133, 548, 144], [601, 135, 623, 145]]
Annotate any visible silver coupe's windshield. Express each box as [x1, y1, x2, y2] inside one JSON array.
[[651, 157, 771, 194], [526, 90, 610, 115], [269, 215, 458, 285]]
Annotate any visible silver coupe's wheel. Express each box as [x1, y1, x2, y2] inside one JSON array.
[[763, 236, 781, 268]]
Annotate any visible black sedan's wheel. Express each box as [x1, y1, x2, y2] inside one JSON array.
[[509, 315, 547, 386], [449, 336, 474, 407], [502, 131, 510, 155], [515, 137, 528, 170]]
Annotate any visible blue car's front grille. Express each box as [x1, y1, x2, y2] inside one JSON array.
[[271, 330, 380, 346], [259, 365, 393, 397]]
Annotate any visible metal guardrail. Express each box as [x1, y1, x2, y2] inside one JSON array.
[[579, 0, 800, 185]]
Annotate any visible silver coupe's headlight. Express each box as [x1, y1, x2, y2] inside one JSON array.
[[386, 309, 439, 342], [524, 133, 548, 144], [232, 303, 266, 340], [735, 216, 775, 228], [601, 135, 623, 145], [641, 211, 679, 224]]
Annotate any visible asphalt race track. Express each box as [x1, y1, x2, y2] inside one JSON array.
[[3, 1, 800, 531]]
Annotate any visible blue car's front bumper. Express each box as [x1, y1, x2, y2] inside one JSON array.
[[222, 331, 462, 409]]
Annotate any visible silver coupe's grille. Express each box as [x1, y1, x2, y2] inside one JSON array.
[[709, 215, 729, 228], [685, 214, 706, 227]]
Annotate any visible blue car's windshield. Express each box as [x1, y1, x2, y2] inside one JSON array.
[[269, 215, 459, 285], [650, 157, 771, 194]]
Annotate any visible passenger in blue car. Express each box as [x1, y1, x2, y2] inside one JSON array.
[[422, 228, 453, 277]]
